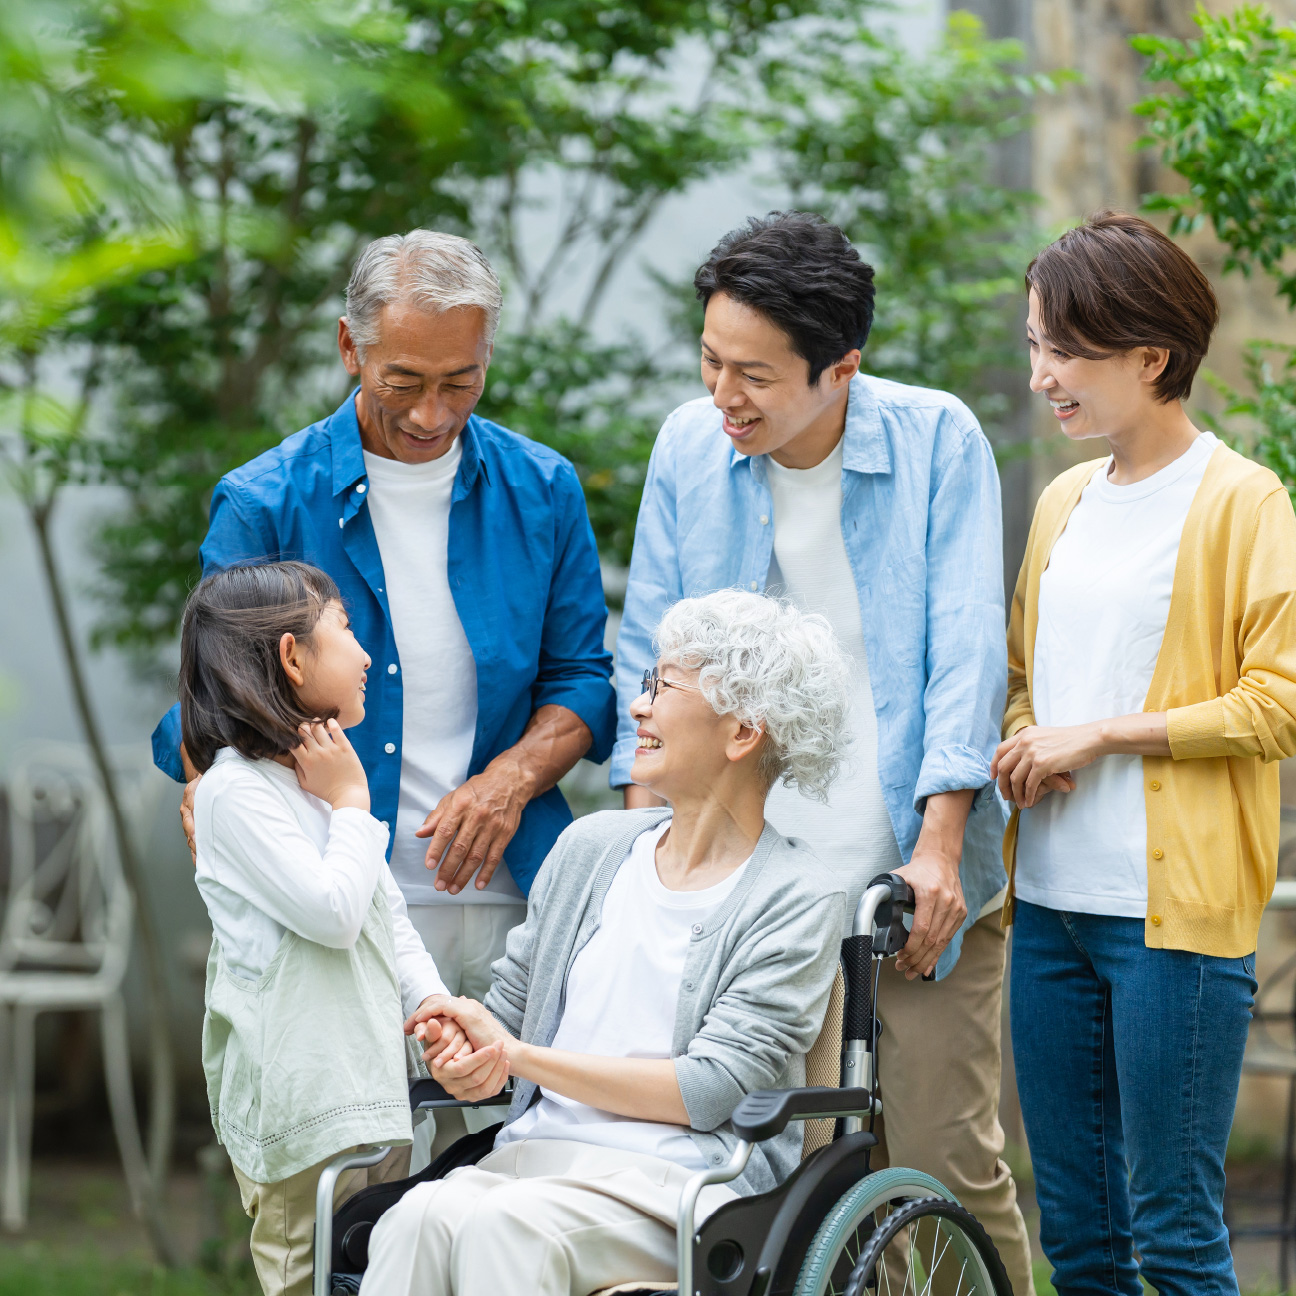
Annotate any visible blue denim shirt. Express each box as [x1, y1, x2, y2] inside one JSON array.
[[153, 394, 616, 896], [612, 374, 1008, 976]]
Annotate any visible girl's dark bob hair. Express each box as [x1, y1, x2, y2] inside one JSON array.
[[1025, 210, 1219, 403], [180, 561, 342, 774]]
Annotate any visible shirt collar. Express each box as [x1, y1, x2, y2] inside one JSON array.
[[329, 392, 367, 497], [329, 392, 491, 496], [728, 373, 891, 476]]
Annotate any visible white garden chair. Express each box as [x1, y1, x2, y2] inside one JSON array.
[[0, 742, 160, 1230]]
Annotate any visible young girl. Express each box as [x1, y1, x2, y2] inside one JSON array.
[[180, 561, 467, 1296]]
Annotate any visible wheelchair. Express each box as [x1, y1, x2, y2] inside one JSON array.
[[314, 872, 1014, 1296]]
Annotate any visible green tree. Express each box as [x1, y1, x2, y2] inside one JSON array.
[[763, 12, 1063, 437], [1134, 5, 1296, 500], [81, 0, 841, 662], [0, 0, 416, 1258]]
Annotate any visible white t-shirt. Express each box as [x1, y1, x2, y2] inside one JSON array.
[[495, 819, 748, 1169], [362, 440, 522, 905], [761, 440, 904, 925], [1016, 433, 1218, 915], [193, 748, 448, 1015]]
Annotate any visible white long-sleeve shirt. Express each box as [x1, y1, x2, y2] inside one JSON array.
[[193, 748, 448, 1016]]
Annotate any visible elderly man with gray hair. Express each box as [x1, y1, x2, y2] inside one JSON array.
[[153, 231, 616, 1151]]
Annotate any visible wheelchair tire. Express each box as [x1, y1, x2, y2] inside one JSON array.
[[843, 1195, 1012, 1296], [791, 1168, 962, 1296]]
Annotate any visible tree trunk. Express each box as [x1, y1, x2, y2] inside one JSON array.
[[27, 491, 178, 1267]]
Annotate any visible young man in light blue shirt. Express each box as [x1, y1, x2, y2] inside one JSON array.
[[615, 212, 1033, 1293]]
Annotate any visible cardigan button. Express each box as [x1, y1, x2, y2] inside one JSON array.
[[384, 742, 396, 754], [1151, 914, 1162, 926], [691, 923, 703, 935], [1150, 780, 1161, 791], [1152, 848, 1164, 860]]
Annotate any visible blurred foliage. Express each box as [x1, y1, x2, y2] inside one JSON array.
[[765, 12, 1064, 437], [1135, 6, 1296, 308], [0, 1248, 256, 1296], [1135, 6, 1296, 504], [1202, 344, 1296, 497], [1, 0, 1055, 667]]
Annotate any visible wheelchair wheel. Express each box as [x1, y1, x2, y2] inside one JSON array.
[[842, 1196, 1011, 1295], [792, 1168, 1010, 1296]]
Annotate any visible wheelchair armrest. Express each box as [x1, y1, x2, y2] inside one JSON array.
[[409, 1076, 512, 1110], [730, 1086, 875, 1142]]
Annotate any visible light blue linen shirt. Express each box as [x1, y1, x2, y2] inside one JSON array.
[[612, 373, 1008, 977]]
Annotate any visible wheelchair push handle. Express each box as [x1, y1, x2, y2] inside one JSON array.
[[866, 870, 916, 956], [843, 872, 927, 1045]]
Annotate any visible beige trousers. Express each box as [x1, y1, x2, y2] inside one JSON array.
[[871, 911, 1035, 1296], [405, 901, 528, 1160], [232, 1144, 411, 1296], [360, 1138, 734, 1296]]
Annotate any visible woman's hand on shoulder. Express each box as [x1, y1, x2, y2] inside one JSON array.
[[991, 725, 1087, 809], [291, 720, 370, 812]]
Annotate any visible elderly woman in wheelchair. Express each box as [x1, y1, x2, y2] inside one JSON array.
[[322, 590, 1014, 1296]]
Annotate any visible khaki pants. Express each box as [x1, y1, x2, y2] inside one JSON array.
[[361, 1138, 734, 1296], [870, 912, 1035, 1296], [232, 1145, 412, 1296], [405, 902, 528, 1161]]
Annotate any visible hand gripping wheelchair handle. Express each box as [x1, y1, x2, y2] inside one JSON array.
[[841, 871, 919, 1043]]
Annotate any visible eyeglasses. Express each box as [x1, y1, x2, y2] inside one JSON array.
[[641, 666, 702, 704]]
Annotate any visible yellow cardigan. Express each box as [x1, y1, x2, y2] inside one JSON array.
[[1003, 443, 1296, 956]]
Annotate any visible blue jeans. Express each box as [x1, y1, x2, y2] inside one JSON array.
[[1010, 900, 1255, 1296]]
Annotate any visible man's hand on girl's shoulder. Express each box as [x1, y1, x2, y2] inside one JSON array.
[[181, 777, 200, 867]]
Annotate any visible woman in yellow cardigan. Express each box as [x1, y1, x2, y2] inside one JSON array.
[[995, 211, 1296, 1296]]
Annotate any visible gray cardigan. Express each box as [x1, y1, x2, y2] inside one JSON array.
[[483, 808, 848, 1195]]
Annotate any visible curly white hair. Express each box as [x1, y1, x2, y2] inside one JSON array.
[[653, 588, 851, 803]]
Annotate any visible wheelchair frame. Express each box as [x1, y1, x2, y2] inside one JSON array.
[[313, 872, 931, 1296]]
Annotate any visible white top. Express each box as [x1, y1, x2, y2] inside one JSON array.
[[495, 819, 748, 1170], [1016, 432, 1218, 915], [193, 748, 448, 1016], [761, 440, 904, 926], [362, 440, 522, 905]]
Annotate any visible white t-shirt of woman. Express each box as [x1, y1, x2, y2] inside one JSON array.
[[1015, 432, 1217, 916], [494, 819, 748, 1170]]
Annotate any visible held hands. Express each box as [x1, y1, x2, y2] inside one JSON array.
[[416, 761, 528, 895], [404, 995, 474, 1068], [291, 720, 370, 813], [404, 995, 514, 1102], [992, 725, 1090, 809]]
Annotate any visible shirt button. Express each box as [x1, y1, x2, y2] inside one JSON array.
[[759, 515, 769, 525], [748, 581, 758, 591], [1151, 914, 1162, 926], [356, 483, 367, 493], [388, 663, 398, 675], [338, 517, 345, 528], [380, 820, 389, 830], [1150, 780, 1161, 791], [691, 923, 703, 935], [384, 742, 396, 754], [1152, 848, 1164, 860]]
